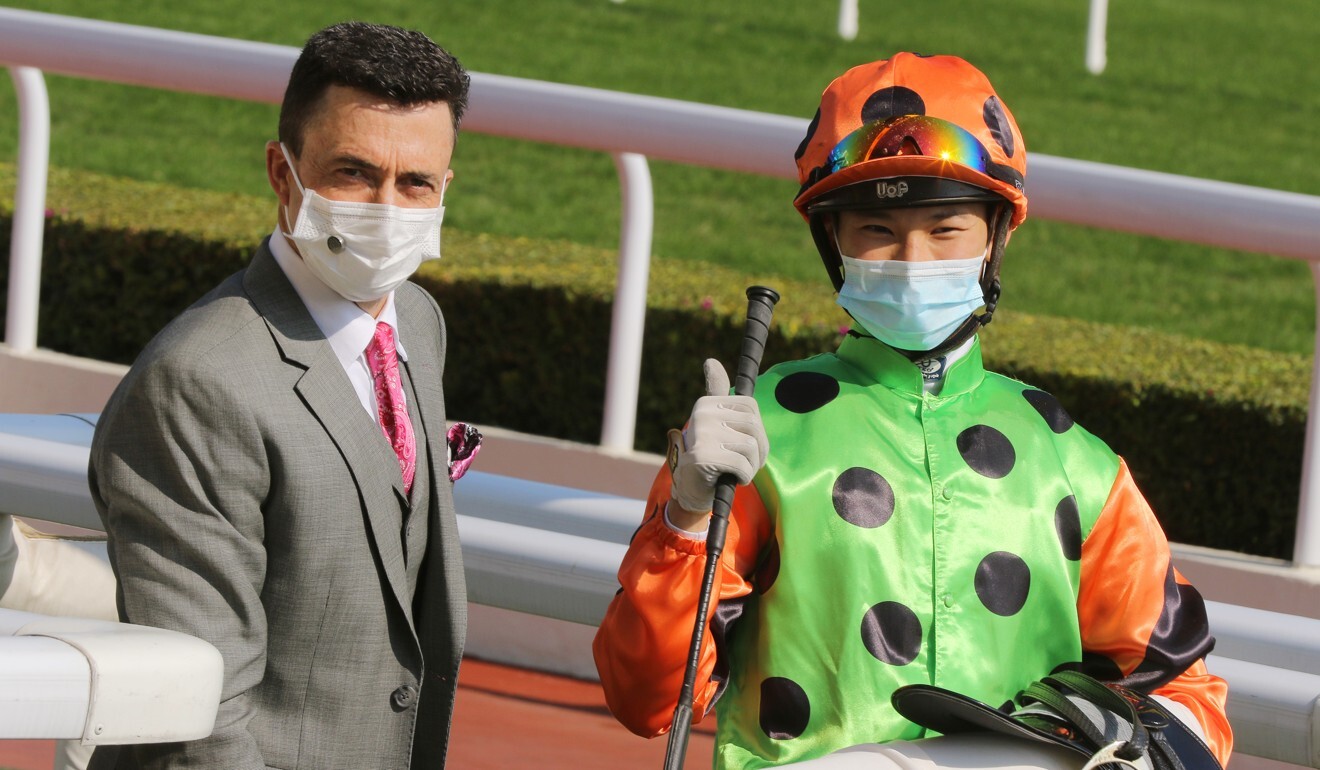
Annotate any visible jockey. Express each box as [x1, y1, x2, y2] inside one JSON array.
[[593, 53, 1232, 770]]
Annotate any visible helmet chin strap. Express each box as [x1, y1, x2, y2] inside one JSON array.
[[887, 203, 1012, 362]]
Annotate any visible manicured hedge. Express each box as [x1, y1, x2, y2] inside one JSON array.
[[0, 164, 1308, 558]]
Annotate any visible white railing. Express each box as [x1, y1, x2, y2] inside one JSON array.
[[1, 609, 223, 743], [3, 8, 1320, 562], [5, 65, 48, 354]]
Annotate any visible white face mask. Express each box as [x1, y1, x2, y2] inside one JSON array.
[[836, 252, 987, 352], [279, 143, 445, 303]]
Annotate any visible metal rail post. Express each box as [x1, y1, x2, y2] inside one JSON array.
[[1294, 261, 1320, 567], [1086, 0, 1110, 74], [599, 152, 654, 452], [838, 0, 859, 41], [5, 67, 50, 353]]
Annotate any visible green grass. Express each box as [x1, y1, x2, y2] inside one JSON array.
[[0, 0, 1316, 353]]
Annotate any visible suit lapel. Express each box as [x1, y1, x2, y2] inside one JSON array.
[[244, 243, 417, 631]]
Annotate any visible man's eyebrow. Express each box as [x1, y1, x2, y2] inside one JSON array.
[[400, 169, 442, 185], [330, 154, 440, 184], [331, 154, 378, 171]]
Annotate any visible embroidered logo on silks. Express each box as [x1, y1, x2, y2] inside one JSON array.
[[917, 356, 947, 381]]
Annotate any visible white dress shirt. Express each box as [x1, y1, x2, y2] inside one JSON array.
[[268, 229, 408, 422]]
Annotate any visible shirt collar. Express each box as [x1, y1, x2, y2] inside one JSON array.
[[268, 230, 407, 366], [836, 332, 984, 398]]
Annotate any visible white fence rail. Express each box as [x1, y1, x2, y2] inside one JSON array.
[[3, 8, 1320, 563]]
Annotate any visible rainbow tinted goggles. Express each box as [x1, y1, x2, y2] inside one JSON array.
[[824, 114, 993, 177]]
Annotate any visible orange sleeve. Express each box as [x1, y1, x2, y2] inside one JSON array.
[[1078, 458, 1233, 766], [592, 464, 772, 738]]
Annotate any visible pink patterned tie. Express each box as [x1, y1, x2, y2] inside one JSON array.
[[365, 322, 416, 496]]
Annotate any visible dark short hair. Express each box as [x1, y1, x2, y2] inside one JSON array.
[[278, 21, 470, 155]]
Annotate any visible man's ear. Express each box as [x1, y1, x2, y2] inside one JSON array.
[[265, 140, 293, 208]]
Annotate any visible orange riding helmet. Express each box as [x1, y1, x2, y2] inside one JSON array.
[[793, 53, 1029, 305]]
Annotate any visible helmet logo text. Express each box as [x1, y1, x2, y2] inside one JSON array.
[[875, 181, 909, 199]]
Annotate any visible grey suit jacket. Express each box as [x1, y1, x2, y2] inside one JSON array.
[[89, 241, 466, 770]]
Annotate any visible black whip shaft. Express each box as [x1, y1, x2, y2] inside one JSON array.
[[663, 285, 780, 770]]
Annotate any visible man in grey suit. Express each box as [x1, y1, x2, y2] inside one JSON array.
[[89, 21, 470, 770]]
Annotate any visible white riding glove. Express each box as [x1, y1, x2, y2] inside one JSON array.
[[667, 358, 770, 514]]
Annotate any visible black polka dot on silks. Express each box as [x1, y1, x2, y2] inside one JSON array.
[[1055, 495, 1082, 561], [861, 86, 926, 123], [775, 371, 840, 414], [860, 601, 923, 666], [759, 677, 811, 740], [974, 551, 1031, 616], [982, 95, 1016, 158], [956, 425, 1016, 479], [754, 536, 781, 595], [832, 467, 896, 529], [1022, 389, 1075, 434]]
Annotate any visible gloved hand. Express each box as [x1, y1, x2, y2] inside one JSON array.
[[667, 358, 769, 515]]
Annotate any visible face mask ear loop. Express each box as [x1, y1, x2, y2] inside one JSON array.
[[279, 142, 308, 197], [278, 142, 308, 240], [810, 212, 847, 293], [829, 219, 871, 336], [831, 217, 851, 269]]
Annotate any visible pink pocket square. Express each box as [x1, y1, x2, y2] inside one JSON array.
[[447, 422, 482, 481]]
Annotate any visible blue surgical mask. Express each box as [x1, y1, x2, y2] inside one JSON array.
[[836, 253, 987, 352]]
